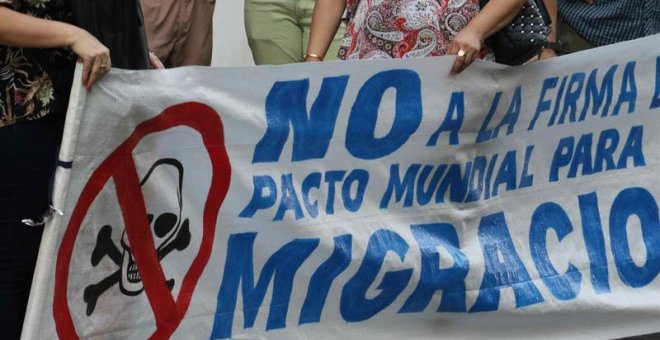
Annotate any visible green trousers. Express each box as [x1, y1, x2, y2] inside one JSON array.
[[245, 0, 344, 65]]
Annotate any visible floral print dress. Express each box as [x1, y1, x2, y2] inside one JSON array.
[[0, 0, 76, 128], [338, 0, 493, 60]]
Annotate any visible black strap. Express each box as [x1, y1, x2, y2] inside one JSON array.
[[543, 41, 564, 54]]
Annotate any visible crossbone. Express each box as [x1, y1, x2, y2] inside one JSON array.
[[83, 215, 190, 316], [83, 159, 190, 316]]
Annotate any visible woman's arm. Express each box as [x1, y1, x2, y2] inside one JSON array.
[[0, 7, 111, 90], [449, 0, 527, 74], [539, 0, 558, 59], [305, 0, 346, 62]]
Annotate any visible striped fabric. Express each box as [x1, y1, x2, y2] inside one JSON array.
[[558, 0, 660, 46]]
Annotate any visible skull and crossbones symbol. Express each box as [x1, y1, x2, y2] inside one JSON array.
[[83, 159, 191, 316]]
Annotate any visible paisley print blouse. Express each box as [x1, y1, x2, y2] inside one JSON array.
[[0, 0, 75, 128], [339, 0, 492, 60]]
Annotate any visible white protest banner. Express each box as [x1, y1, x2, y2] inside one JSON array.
[[23, 34, 660, 339]]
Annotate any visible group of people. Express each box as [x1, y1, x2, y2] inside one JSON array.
[[1, 0, 658, 338], [247, 0, 659, 67]]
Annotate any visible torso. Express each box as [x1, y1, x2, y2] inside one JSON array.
[[339, 0, 491, 60], [0, 0, 75, 128]]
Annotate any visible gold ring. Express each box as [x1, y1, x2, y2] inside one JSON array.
[[457, 50, 466, 58], [100, 63, 108, 69]]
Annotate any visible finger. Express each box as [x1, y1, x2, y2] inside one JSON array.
[[81, 58, 93, 90], [451, 54, 465, 75], [455, 48, 478, 74], [151, 58, 165, 70], [87, 57, 106, 90], [464, 49, 478, 68], [455, 57, 468, 74], [150, 54, 165, 69], [450, 44, 469, 74]]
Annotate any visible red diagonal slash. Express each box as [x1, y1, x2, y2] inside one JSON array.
[[53, 102, 231, 339]]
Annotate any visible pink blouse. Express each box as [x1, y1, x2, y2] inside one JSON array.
[[339, 0, 493, 60]]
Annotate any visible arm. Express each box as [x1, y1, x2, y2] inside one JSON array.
[[449, 0, 527, 74], [305, 0, 346, 62], [539, 0, 558, 59], [0, 6, 111, 90]]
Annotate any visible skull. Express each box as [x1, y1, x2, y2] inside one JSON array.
[[118, 159, 190, 295], [84, 158, 191, 316]]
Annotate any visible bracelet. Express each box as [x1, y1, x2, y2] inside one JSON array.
[[304, 53, 324, 61]]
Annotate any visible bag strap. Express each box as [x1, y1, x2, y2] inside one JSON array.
[[534, 0, 552, 26]]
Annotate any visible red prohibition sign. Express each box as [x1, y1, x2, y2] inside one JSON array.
[[53, 102, 231, 339]]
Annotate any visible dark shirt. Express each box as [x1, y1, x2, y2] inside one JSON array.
[[0, 0, 150, 128], [0, 0, 76, 128], [69, 0, 150, 70], [558, 0, 660, 47]]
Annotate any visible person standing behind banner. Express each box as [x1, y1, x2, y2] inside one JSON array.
[[557, 0, 660, 54], [140, 0, 216, 67], [0, 0, 155, 338], [245, 0, 345, 64], [306, 0, 528, 74], [70, 0, 165, 70]]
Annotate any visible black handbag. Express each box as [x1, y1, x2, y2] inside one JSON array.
[[480, 0, 551, 65]]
